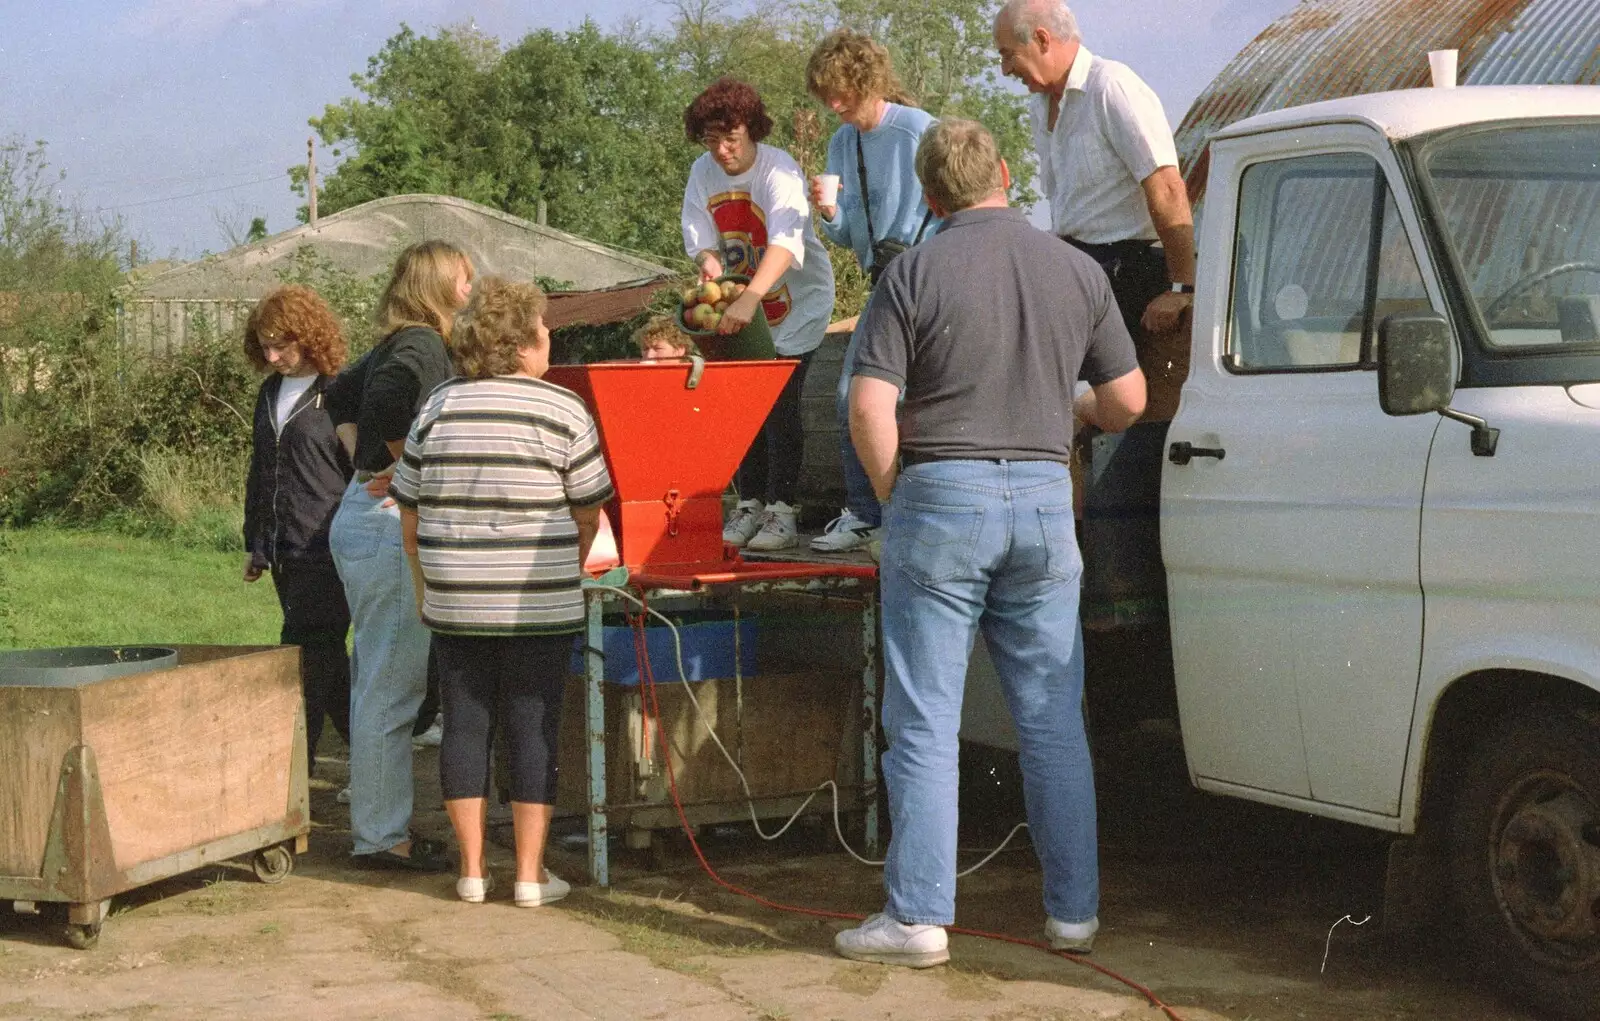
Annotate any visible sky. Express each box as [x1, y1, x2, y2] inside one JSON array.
[[0, 0, 1300, 261]]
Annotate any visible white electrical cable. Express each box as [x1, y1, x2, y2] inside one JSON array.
[[587, 584, 1030, 876]]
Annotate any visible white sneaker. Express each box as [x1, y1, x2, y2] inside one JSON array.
[[514, 870, 571, 907], [456, 874, 493, 903], [1045, 915, 1099, 954], [722, 499, 765, 547], [809, 509, 880, 553], [745, 501, 798, 552], [336, 786, 352, 805], [834, 912, 949, 968], [412, 714, 443, 748]]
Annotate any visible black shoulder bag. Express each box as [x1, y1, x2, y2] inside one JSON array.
[[857, 130, 932, 287]]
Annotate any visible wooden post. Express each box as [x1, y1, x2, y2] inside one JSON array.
[[129, 240, 139, 268], [306, 138, 319, 225], [536, 198, 548, 227]]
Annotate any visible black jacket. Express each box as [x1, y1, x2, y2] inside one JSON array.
[[324, 326, 454, 472], [243, 374, 353, 567]]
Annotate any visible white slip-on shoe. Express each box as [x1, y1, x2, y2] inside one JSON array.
[[745, 501, 798, 552], [336, 786, 352, 805], [722, 499, 765, 547], [1045, 915, 1099, 953], [412, 713, 443, 748], [514, 871, 571, 908], [834, 912, 949, 968], [456, 875, 493, 903], [809, 509, 880, 553]]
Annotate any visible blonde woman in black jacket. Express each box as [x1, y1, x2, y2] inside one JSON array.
[[242, 285, 354, 780]]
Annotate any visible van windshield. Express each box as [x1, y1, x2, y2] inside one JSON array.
[[1426, 123, 1600, 354]]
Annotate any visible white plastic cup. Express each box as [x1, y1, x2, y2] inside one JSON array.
[[815, 173, 841, 207], [1428, 49, 1458, 89]]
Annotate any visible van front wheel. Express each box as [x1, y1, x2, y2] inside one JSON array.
[[1450, 705, 1600, 1020]]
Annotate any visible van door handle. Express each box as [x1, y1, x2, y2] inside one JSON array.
[[1168, 442, 1226, 466]]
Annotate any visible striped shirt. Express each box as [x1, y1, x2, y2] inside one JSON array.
[[388, 376, 614, 636]]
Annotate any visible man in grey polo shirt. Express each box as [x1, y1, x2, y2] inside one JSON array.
[[833, 118, 1145, 967]]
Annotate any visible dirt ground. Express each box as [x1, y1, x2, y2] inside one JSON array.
[[0, 724, 1543, 1021]]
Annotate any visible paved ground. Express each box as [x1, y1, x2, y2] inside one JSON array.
[[0, 723, 1542, 1021]]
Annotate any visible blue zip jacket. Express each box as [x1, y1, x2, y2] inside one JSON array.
[[817, 103, 940, 275]]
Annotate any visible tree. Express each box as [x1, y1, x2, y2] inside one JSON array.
[[0, 138, 123, 294], [294, 22, 697, 262], [294, 2, 1035, 311]]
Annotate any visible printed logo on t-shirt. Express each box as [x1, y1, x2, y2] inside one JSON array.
[[709, 190, 792, 326]]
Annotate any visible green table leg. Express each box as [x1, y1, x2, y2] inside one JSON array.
[[584, 592, 609, 886]]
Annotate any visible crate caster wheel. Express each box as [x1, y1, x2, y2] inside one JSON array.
[[64, 920, 101, 950], [253, 844, 294, 884], [62, 900, 109, 950]]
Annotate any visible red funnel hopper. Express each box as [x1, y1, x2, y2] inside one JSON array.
[[545, 360, 795, 571]]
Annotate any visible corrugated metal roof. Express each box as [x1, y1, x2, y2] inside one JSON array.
[[1176, 0, 1600, 203], [545, 279, 675, 331]]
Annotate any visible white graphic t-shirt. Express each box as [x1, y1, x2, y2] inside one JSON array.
[[681, 144, 836, 356]]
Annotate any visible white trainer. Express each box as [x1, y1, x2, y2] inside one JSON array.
[[456, 874, 493, 904], [834, 912, 949, 968], [514, 871, 571, 908], [1045, 915, 1099, 953], [745, 501, 799, 552], [809, 509, 880, 553], [412, 713, 443, 748], [336, 786, 352, 805], [722, 499, 765, 547]]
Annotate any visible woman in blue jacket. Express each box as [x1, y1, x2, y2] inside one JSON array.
[[806, 30, 939, 554]]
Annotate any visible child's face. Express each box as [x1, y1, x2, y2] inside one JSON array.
[[639, 335, 691, 361]]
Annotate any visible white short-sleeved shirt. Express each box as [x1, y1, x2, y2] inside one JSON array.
[[681, 144, 835, 356], [1029, 47, 1180, 245]]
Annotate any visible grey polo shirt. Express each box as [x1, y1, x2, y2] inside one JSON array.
[[852, 206, 1138, 463]]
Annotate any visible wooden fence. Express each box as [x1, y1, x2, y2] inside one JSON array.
[[115, 298, 258, 358]]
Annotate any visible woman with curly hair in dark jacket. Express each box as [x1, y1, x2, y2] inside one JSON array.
[[242, 285, 354, 780]]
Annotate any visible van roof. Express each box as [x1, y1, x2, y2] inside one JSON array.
[[1213, 86, 1600, 143]]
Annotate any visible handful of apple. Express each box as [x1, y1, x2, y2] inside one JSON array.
[[679, 277, 750, 334]]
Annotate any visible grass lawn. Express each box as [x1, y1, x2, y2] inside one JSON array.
[[1, 526, 282, 649]]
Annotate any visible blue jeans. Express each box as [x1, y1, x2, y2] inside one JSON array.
[[878, 459, 1098, 926], [329, 478, 431, 855], [836, 325, 882, 528]]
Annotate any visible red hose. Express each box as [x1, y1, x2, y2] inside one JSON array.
[[629, 608, 1188, 1021]]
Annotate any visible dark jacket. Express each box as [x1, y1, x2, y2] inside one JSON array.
[[243, 374, 353, 567], [324, 326, 454, 473]]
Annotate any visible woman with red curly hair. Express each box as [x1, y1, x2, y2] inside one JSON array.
[[242, 285, 354, 781], [682, 76, 835, 552]]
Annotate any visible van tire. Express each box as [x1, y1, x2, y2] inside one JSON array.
[[1449, 704, 1600, 1019]]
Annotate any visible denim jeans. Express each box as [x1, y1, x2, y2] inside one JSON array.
[[878, 459, 1098, 926], [329, 478, 431, 855], [835, 325, 882, 528]]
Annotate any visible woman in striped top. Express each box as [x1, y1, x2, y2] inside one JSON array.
[[390, 277, 614, 906]]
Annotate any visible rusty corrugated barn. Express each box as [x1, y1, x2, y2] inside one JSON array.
[[1176, 0, 1600, 205]]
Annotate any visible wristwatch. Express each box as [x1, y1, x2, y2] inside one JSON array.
[[1170, 282, 1196, 294]]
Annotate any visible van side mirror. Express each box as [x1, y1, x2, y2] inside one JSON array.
[[1377, 313, 1455, 415], [1378, 312, 1499, 456]]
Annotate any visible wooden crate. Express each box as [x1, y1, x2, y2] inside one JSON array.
[[0, 645, 308, 943], [555, 667, 860, 834]]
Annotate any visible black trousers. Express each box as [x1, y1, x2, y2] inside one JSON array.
[[271, 559, 352, 772], [432, 632, 571, 805], [736, 349, 814, 506], [1062, 237, 1170, 342]]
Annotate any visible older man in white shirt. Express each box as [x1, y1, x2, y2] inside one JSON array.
[[994, 0, 1195, 339]]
